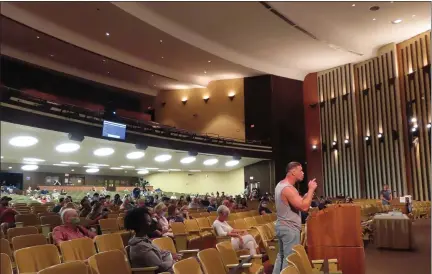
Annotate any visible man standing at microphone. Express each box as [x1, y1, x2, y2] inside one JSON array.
[[272, 162, 317, 274]]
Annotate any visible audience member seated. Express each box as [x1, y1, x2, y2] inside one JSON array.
[[167, 205, 184, 223], [113, 194, 123, 207], [162, 197, 171, 207], [213, 205, 259, 255], [147, 208, 164, 239], [86, 201, 108, 225], [188, 197, 200, 209], [60, 189, 67, 195], [120, 197, 134, 211], [154, 203, 173, 237], [53, 208, 96, 245], [79, 198, 92, 217], [0, 196, 17, 234], [207, 198, 217, 212], [52, 197, 65, 213], [124, 207, 177, 273], [239, 198, 248, 209], [180, 206, 193, 220], [258, 200, 272, 215]]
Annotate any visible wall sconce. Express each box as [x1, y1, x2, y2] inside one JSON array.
[[344, 138, 351, 148], [161, 102, 166, 108], [392, 130, 399, 140], [427, 123, 431, 130], [331, 141, 338, 150], [311, 144, 318, 151], [377, 133, 384, 143], [365, 136, 372, 146], [228, 92, 236, 101], [408, 71, 415, 81], [411, 117, 417, 123], [203, 95, 210, 103], [411, 125, 420, 137], [181, 97, 188, 105]]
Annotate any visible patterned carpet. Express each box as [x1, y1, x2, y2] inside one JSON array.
[[364, 218, 431, 274]]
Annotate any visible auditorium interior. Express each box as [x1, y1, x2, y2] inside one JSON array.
[[0, 2, 430, 274]]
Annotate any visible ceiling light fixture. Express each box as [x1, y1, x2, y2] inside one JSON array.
[[1, 156, 3, 159], [208, 60, 211, 63], [427, 123, 431, 129], [160, 39, 163, 43], [344, 139, 350, 144], [352, 4, 356, 7], [8, 167, 12, 169], [86, 168, 99, 173], [203, 158, 218, 166], [189, 170, 201, 172], [158, 170, 169, 172], [9, 136, 38, 147], [93, 148, 114, 156], [392, 19, 402, 24], [180, 156, 196, 164], [36, 36, 40, 39], [88, 163, 109, 167], [365, 136, 370, 141], [137, 170, 149, 175], [161, 56, 164, 59], [21, 165, 38, 171], [120, 166, 135, 169], [105, 32, 110, 36], [71, 169, 75, 172], [55, 143, 80, 153], [203, 95, 210, 103], [169, 169, 181, 172], [155, 154, 172, 162], [411, 117, 417, 123], [145, 167, 159, 170], [126, 151, 145, 159], [225, 160, 239, 167], [110, 167, 123, 170], [377, 133, 383, 139], [373, 18, 376, 21], [23, 158, 45, 163], [228, 92, 236, 100], [53, 164, 68, 167], [204, 71, 207, 74], [312, 145, 318, 150], [61, 161, 79, 165]]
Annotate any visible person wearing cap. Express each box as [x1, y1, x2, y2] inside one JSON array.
[[0, 196, 18, 234]]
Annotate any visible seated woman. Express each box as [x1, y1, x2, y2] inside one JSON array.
[[52, 208, 96, 245], [79, 198, 92, 217], [213, 205, 259, 255], [180, 205, 193, 220], [120, 197, 134, 211], [258, 200, 272, 215], [0, 196, 17, 234], [154, 203, 174, 237], [86, 201, 108, 225], [125, 207, 178, 273], [167, 205, 184, 223]]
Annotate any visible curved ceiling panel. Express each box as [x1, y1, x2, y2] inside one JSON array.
[[2, 2, 260, 89]]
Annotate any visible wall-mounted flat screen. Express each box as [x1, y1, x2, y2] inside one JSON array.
[[102, 120, 126, 140]]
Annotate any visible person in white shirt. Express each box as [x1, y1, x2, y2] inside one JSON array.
[[212, 205, 258, 255]]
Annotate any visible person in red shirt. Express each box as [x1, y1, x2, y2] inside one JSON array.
[[0, 196, 18, 234], [52, 208, 96, 245]]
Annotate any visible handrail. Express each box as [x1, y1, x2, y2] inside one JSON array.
[[1, 86, 272, 149]]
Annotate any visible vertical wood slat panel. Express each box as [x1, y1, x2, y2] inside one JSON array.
[[397, 31, 431, 201], [318, 64, 359, 198]]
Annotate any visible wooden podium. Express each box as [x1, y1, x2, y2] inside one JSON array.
[[390, 199, 408, 214], [307, 204, 365, 274]]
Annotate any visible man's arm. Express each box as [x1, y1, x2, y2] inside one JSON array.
[[282, 179, 317, 212]]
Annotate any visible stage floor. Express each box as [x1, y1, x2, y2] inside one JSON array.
[[365, 218, 431, 274]]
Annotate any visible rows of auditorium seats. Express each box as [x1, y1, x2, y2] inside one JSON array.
[[22, 89, 151, 121]]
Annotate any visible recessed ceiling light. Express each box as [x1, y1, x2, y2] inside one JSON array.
[[36, 36, 40, 39], [8, 167, 12, 169], [71, 169, 75, 172], [102, 59, 106, 62], [56, 143, 80, 153], [106, 32, 110, 36], [169, 169, 181, 172], [161, 56, 164, 59], [352, 4, 355, 7], [61, 161, 79, 165], [158, 170, 169, 172], [137, 170, 149, 175], [53, 164, 68, 167], [189, 170, 201, 172], [22, 165, 38, 171], [120, 166, 135, 169], [225, 160, 239, 167], [145, 167, 159, 170], [86, 168, 99, 173], [151, 74, 154, 77], [392, 19, 402, 24], [204, 71, 207, 74], [373, 18, 376, 21], [160, 39, 163, 43], [9, 136, 38, 147], [181, 156, 196, 164], [203, 158, 218, 166], [1, 156, 3, 159], [107, 71, 110, 74], [88, 163, 109, 167], [412, 15, 416, 17], [110, 167, 123, 170], [50, 54, 54, 57], [208, 60, 211, 63], [23, 158, 45, 163], [83, 165, 98, 168], [93, 148, 114, 156], [155, 154, 172, 162], [126, 151, 145, 159]]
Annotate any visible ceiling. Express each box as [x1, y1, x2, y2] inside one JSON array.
[[1, 2, 430, 95], [0, 121, 263, 177]]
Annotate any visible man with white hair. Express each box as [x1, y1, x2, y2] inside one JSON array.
[[52, 208, 96, 245], [212, 205, 259, 255]]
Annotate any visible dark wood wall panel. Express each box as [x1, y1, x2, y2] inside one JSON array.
[[318, 64, 360, 198], [397, 31, 431, 201], [354, 46, 406, 199]]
